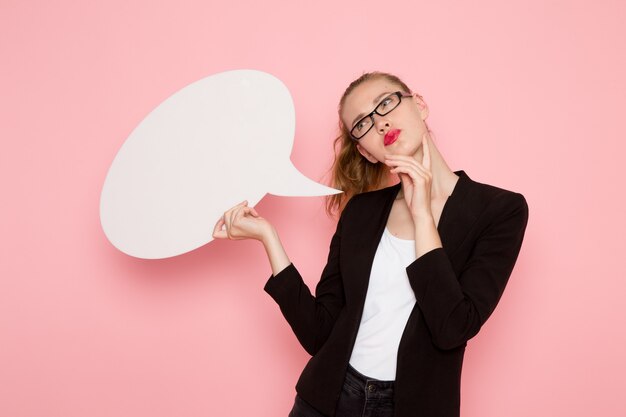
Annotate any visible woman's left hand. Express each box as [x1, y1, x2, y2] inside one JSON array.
[[384, 132, 434, 221]]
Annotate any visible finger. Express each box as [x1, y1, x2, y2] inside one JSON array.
[[390, 165, 428, 184], [385, 153, 426, 162], [398, 172, 410, 182], [385, 154, 417, 162], [228, 200, 248, 211], [386, 154, 429, 168], [213, 216, 227, 239], [223, 200, 247, 225], [224, 205, 239, 233], [244, 206, 260, 217], [385, 155, 426, 172], [234, 205, 251, 223], [397, 173, 414, 203], [390, 165, 419, 178], [230, 204, 244, 231], [398, 172, 413, 188], [389, 160, 429, 178], [387, 155, 433, 183], [233, 201, 252, 220], [387, 158, 426, 172]]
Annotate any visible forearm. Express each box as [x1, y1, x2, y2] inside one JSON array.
[[261, 226, 291, 276], [414, 215, 443, 258], [408, 193, 529, 350], [264, 262, 340, 356], [263, 221, 345, 355]]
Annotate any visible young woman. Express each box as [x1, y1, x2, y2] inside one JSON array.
[[213, 72, 529, 417]]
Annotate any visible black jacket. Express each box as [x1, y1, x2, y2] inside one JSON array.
[[264, 170, 529, 417]]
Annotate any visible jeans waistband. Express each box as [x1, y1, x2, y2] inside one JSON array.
[[344, 364, 394, 399]]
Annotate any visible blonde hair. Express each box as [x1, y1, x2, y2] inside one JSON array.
[[325, 72, 413, 217]]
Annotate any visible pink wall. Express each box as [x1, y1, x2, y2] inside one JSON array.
[[1, 0, 625, 416]]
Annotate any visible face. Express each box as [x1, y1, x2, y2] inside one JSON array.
[[340, 77, 429, 164]]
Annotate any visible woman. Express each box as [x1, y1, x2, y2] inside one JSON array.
[[213, 72, 529, 417]]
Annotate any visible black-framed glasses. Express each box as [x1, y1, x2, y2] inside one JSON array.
[[350, 91, 413, 140]]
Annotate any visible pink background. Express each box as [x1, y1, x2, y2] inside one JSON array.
[[1, 1, 625, 416]]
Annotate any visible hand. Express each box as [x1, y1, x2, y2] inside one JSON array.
[[212, 200, 273, 242], [384, 132, 433, 221]]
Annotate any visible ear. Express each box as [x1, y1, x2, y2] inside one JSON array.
[[413, 93, 429, 120], [356, 143, 379, 164]]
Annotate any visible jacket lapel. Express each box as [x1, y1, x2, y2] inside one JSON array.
[[346, 170, 477, 305], [436, 170, 475, 258], [349, 170, 476, 303]]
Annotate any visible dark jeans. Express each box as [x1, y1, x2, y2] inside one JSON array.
[[288, 364, 394, 417]]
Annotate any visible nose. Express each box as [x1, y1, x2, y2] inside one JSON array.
[[374, 115, 391, 134]]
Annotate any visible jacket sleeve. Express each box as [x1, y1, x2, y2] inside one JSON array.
[[263, 199, 352, 356], [407, 192, 529, 350]]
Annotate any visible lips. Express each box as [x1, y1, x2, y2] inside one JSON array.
[[384, 129, 401, 146]]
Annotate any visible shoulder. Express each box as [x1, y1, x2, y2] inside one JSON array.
[[464, 174, 529, 228], [341, 183, 397, 217], [334, 183, 398, 231], [470, 176, 527, 213], [349, 183, 397, 206]]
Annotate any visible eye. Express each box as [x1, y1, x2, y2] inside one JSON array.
[[355, 120, 366, 131], [379, 97, 393, 109]]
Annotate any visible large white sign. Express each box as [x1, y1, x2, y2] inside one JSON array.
[[100, 70, 341, 259]]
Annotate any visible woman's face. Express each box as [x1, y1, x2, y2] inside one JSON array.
[[340, 77, 429, 164]]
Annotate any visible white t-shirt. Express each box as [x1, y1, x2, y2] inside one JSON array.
[[348, 226, 417, 381]]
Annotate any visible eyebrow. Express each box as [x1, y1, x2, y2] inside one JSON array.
[[351, 91, 393, 127]]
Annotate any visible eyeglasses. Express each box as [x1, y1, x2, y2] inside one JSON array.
[[350, 91, 413, 140]]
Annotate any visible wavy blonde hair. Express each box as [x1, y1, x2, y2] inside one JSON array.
[[325, 72, 412, 217]]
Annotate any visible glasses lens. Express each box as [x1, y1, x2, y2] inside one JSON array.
[[351, 116, 373, 139], [376, 93, 401, 115], [350, 93, 405, 139]]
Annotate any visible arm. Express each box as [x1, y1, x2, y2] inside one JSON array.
[[263, 200, 350, 356], [407, 192, 529, 350], [261, 226, 291, 276], [213, 198, 348, 355]]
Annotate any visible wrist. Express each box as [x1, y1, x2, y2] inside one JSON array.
[[412, 211, 435, 225], [261, 224, 279, 246]]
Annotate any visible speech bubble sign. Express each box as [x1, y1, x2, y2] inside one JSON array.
[[100, 69, 342, 259]]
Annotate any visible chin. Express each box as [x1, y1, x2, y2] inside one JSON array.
[[394, 141, 419, 156]]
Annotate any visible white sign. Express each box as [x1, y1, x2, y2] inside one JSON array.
[[100, 70, 341, 259]]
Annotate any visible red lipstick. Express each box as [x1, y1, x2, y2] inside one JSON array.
[[384, 129, 401, 146]]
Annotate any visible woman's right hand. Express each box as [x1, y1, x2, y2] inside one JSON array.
[[212, 200, 273, 243]]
